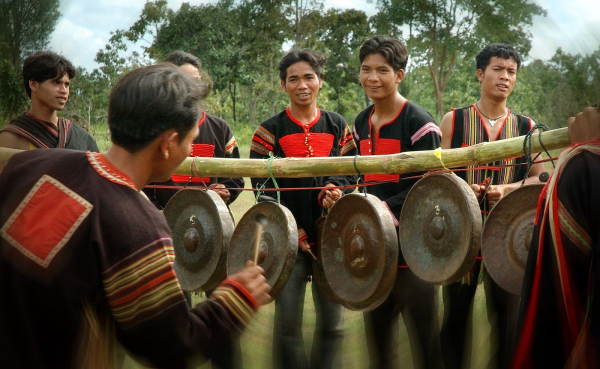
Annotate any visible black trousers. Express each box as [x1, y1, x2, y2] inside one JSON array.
[[364, 269, 444, 369], [440, 270, 520, 369]]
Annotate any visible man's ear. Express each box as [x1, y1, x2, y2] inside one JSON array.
[[280, 79, 286, 92], [396, 69, 405, 84], [477, 69, 484, 82], [158, 130, 179, 160], [29, 80, 38, 93]]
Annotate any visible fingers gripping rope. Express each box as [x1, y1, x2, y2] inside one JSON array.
[[522, 123, 554, 185]]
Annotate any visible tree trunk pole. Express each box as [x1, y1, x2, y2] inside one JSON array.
[[0, 128, 570, 178]]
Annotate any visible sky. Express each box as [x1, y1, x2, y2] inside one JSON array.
[[49, 0, 600, 72]]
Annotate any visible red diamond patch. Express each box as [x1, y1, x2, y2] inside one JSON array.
[[1, 175, 93, 268]]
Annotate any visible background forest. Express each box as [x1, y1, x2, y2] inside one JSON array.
[[1, 0, 600, 152]]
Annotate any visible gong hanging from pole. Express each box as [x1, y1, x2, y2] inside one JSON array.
[[311, 214, 342, 305], [481, 183, 544, 296], [399, 173, 482, 285], [227, 201, 298, 299], [163, 189, 234, 292], [319, 193, 398, 311]]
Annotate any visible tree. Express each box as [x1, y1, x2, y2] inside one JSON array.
[[373, 0, 546, 117], [313, 8, 370, 119], [0, 0, 61, 120]]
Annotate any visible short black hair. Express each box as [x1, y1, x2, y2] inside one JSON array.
[[278, 49, 327, 82], [476, 43, 522, 71], [164, 50, 202, 70], [22, 51, 76, 98], [359, 35, 408, 72], [108, 63, 209, 153]]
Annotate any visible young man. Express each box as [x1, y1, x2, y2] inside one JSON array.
[[0, 51, 98, 151], [439, 43, 544, 369], [144, 50, 243, 207], [352, 35, 444, 369], [513, 103, 600, 368], [250, 49, 357, 369], [0, 64, 270, 367]]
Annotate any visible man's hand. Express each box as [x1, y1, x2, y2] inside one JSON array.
[[299, 239, 311, 253], [485, 185, 510, 208], [320, 183, 342, 210], [567, 106, 600, 143], [470, 183, 483, 199], [226, 262, 271, 306], [210, 183, 231, 203]]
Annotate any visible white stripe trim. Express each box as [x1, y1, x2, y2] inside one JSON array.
[[411, 122, 442, 145]]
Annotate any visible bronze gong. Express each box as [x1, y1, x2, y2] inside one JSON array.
[[399, 173, 481, 285], [320, 193, 398, 311], [227, 201, 298, 299], [163, 189, 234, 292], [311, 215, 342, 305], [481, 183, 544, 296]]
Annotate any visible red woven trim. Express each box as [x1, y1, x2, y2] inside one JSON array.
[[190, 143, 215, 157], [286, 107, 321, 130], [221, 279, 258, 310], [197, 111, 206, 127]]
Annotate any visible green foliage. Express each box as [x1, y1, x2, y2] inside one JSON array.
[[0, 58, 27, 124]]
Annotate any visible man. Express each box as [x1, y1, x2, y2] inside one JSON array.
[[0, 64, 270, 368], [439, 43, 544, 369], [250, 49, 357, 369], [0, 51, 98, 152], [352, 35, 444, 369], [512, 102, 600, 368], [144, 50, 243, 208]]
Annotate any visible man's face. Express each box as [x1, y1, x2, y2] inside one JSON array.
[[478, 56, 518, 101], [359, 53, 403, 101], [281, 61, 323, 108], [31, 73, 70, 111], [157, 124, 199, 182]]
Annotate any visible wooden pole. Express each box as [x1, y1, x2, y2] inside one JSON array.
[[0, 127, 570, 178]]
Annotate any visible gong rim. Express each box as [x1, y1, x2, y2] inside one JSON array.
[[320, 193, 398, 311], [227, 202, 298, 299], [163, 189, 234, 292], [481, 183, 544, 296], [399, 173, 482, 285]]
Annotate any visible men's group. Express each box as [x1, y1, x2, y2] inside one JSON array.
[[0, 35, 598, 368]]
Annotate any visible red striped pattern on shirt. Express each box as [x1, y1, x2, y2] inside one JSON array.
[[251, 126, 275, 156], [102, 238, 185, 329]]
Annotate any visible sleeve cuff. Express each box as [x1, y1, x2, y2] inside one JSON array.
[[210, 279, 258, 327], [298, 228, 308, 243]]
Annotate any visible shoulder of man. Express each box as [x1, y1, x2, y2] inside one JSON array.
[[403, 101, 437, 126], [204, 113, 232, 129]]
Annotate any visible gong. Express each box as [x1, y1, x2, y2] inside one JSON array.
[[320, 193, 398, 311], [311, 215, 342, 305], [399, 173, 481, 285], [227, 202, 298, 299], [481, 183, 544, 296], [163, 189, 234, 292]]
